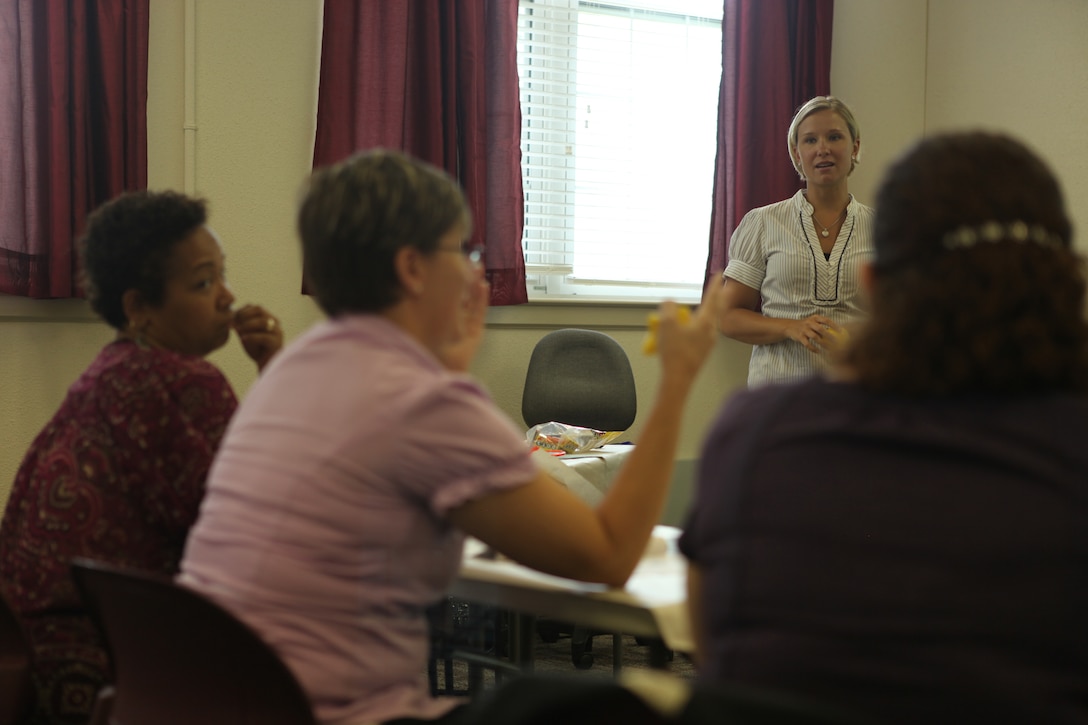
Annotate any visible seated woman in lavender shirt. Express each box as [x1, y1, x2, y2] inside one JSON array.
[[180, 149, 724, 725], [682, 132, 1088, 724]]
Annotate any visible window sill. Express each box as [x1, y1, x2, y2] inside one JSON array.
[[487, 298, 661, 331], [0, 295, 96, 322]]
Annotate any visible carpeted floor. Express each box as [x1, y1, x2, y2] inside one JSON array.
[[531, 631, 696, 677]]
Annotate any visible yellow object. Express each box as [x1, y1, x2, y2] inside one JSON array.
[[825, 326, 850, 344], [642, 305, 692, 355]]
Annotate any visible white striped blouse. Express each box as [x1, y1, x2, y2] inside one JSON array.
[[724, 190, 875, 388]]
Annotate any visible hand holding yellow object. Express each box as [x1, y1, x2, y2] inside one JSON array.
[[642, 304, 692, 355], [823, 325, 850, 347]]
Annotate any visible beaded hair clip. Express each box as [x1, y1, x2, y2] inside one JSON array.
[[942, 220, 1065, 250]]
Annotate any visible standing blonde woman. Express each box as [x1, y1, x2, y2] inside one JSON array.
[[718, 96, 874, 387]]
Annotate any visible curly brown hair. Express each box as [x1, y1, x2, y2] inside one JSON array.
[[844, 132, 1088, 395], [78, 190, 208, 330]]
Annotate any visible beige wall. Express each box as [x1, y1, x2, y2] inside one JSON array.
[[924, 0, 1088, 241], [2, 0, 1086, 510]]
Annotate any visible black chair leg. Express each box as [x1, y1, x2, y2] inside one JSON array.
[[570, 626, 595, 669], [647, 638, 674, 668]]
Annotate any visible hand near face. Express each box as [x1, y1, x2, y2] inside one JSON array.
[[439, 278, 490, 372], [232, 304, 283, 371]]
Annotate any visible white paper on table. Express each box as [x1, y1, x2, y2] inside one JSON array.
[[458, 526, 693, 652], [531, 448, 604, 504]]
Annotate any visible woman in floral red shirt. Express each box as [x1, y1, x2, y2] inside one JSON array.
[[0, 190, 281, 725]]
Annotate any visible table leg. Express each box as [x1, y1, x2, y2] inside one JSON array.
[[509, 612, 536, 673]]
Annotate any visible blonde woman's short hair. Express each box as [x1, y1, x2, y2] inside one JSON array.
[[787, 96, 861, 180]]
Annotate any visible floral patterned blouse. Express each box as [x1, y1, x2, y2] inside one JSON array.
[[0, 339, 237, 724]]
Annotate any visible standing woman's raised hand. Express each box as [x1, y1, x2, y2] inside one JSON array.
[[233, 304, 283, 371]]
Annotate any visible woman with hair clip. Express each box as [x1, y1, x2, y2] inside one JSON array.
[[718, 96, 875, 388], [682, 132, 1088, 723]]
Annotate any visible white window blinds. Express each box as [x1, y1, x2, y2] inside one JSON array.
[[517, 0, 723, 301]]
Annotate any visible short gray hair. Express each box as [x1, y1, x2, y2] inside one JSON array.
[[298, 149, 471, 316]]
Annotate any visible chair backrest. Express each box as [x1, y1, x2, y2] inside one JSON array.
[[70, 558, 317, 725], [0, 589, 35, 725], [522, 328, 637, 433]]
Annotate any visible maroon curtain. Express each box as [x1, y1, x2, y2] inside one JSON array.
[[704, 0, 833, 281], [0, 0, 149, 298], [314, 0, 527, 305]]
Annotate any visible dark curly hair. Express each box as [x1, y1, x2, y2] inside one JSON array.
[[843, 132, 1088, 395], [298, 149, 471, 316], [78, 190, 208, 330]]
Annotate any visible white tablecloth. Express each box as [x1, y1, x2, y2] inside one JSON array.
[[458, 525, 691, 653], [532, 444, 635, 505]]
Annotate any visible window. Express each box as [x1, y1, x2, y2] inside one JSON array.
[[517, 0, 722, 302]]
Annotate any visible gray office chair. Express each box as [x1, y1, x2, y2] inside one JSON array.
[[522, 328, 637, 433], [522, 328, 638, 668], [440, 330, 639, 684]]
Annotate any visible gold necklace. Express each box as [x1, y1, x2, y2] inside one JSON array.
[[814, 208, 846, 238]]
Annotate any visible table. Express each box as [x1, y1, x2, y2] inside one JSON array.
[[449, 525, 691, 673], [530, 444, 635, 505], [560, 444, 635, 494]]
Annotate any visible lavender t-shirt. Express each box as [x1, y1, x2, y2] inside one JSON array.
[[181, 316, 535, 724]]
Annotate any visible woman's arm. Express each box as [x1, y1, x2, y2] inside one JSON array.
[[448, 283, 723, 587], [718, 277, 834, 353], [142, 360, 239, 535]]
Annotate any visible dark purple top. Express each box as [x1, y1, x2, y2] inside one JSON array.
[[681, 378, 1088, 724]]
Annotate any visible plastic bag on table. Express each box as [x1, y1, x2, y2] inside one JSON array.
[[526, 421, 622, 455]]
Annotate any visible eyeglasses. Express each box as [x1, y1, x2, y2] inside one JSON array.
[[437, 241, 484, 266]]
